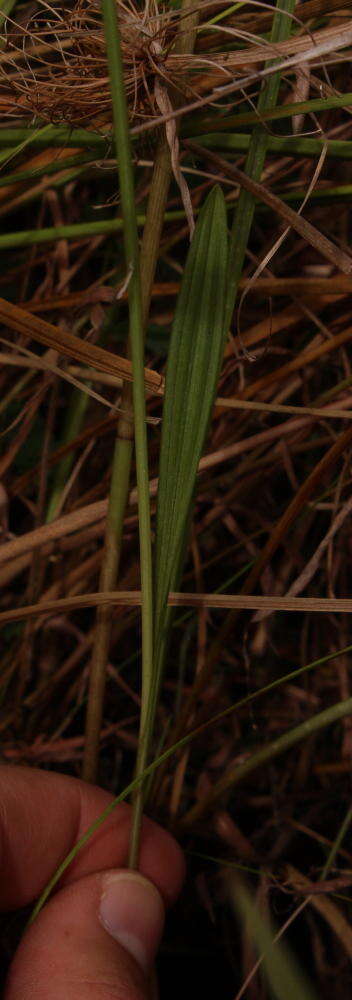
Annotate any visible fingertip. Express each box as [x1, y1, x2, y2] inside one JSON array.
[[99, 871, 165, 974], [5, 872, 153, 1000]]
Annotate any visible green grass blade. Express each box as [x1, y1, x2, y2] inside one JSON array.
[[100, 0, 153, 865], [183, 694, 352, 827], [0, 127, 108, 149], [0, 0, 18, 35], [186, 93, 352, 136], [153, 184, 228, 716], [200, 132, 352, 161], [225, 0, 296, 327], [46, 388, 89, 522], [0, 210, 185, 250], [232, 879, 318, 1000], [0, 152, 95, 189]]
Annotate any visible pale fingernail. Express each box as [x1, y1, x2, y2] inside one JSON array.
[[99, 872, 165, 974]]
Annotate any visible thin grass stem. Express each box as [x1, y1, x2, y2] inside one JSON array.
[[82, 0, 199, 843], [225, 0, 296, 326], [181, 695, 352, 828], [82, 0, 153, 874], [186, 93, 352, 136]]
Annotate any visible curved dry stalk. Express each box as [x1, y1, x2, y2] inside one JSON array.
[[0, 295, 164, 393], [4, 590, 352, 628], [189, 143, 352, 276]]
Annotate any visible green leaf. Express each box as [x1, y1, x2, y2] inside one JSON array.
[[153, 185, 228, 700], [232, 878, 318, 1000]]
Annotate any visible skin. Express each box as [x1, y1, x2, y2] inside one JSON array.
[[0, 766, 185, 1000]]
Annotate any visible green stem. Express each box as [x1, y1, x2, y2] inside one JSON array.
[[139, 0, 198, 325], [321, 804, 352, 880], [185, 92, 352, 136], [82, 407, 133, 783], [181, 695, 352, 829], [82, 0, 153, 869], [0, 211, 184, 250], [129, 0, 199, 865], [0, 127, 108, 149], [0, 152, 96, 188], [82, 51, 173, 796], [199, 132, 352, 161], [82, 0, 199, 846], [46, 387, 89, 522], [82, 102, 168, 798], [225, 0, 296, 327]]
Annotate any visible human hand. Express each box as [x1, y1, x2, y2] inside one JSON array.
[[1, 765, 184, 999]]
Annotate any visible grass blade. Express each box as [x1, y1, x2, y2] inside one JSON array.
[[152, 184, 228, 727], [225, 0, 296, 327], [87, 0, 153, 864], [230, 878, 318, 1000]]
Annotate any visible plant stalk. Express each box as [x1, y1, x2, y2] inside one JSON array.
[[83, 0, 153, 870], [181, 695, 352, 829], [225, 0, 296, 327], [82, 0, 198, 822]]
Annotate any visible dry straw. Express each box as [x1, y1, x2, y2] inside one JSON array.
[[1, 0, 196, 126], [1, 0, 352, 130]]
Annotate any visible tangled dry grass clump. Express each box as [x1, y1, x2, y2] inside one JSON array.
[[1, 0, 192, 126], [1, 0, 351, 130]]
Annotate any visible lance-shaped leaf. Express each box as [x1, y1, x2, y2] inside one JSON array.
[[153, 184, 228, 699], [231, 877, 318, 1000]]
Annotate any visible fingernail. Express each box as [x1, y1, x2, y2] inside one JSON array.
[[99, 872, 165, 974]]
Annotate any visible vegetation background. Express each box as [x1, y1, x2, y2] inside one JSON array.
[[1, 0, 352, 995]]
